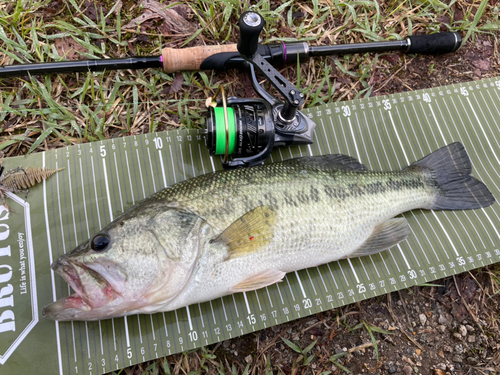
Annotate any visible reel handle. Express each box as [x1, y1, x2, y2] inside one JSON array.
[[237, 12, 265, 57]]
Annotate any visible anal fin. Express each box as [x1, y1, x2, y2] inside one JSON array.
[[231, 270, 285, 292], [347, 218, 410, 258]]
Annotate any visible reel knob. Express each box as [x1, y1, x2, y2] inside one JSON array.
[[237, 12, 265, 57]]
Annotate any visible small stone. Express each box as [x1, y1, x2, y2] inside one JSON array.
[[438, 314, 447, 324], [245, 355, 252, 364], [415, 349, 421, 356], [434, 370, 445, 375], [389, 366, 398, 373], [459, 325, 467, 337], [403, 365, 413, 375], [397, 299, 403, 306], [467, 357, 479, 365], [455, 344, 464, 354], [437, 325, 446, 333], [468, 335, 476, 343], [436, 363, 447, 370], [466, 325, 474, 332], [419, 314, 427, 326], [453, 332, 463, 341], [234, 351, 238, 356], [452, 355, 463, 363], [443, 345, 453, 353]]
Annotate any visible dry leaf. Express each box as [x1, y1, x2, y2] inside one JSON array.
[[170, 72, 184, 93], [54, 37, 88, 60], [122, 0, 195, 35], [0, 167, 65, 190]]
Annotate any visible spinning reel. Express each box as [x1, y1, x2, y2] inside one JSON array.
[[204, 12, 316, 169]]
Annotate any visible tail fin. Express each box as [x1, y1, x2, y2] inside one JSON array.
[[410, 142, 495, 210]]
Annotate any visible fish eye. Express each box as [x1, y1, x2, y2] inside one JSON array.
[[91, 234, 110, 251]]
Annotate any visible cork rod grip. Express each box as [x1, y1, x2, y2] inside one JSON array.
[[161, 44, 238, 73]]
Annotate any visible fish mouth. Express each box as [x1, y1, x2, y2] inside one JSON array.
[[43, 258, 119, 320]]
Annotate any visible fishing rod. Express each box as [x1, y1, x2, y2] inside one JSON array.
[[0, 31, 461, 78], [0, 12, 462, 169]]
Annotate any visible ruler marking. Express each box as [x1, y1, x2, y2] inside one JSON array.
[[209, 301, 217, 324], [467, 96, 500, 165], [355, 112, 372, 169], [394, 106, 417, 160], [368, 255, 381, 277], [254, 291, 262, 311], [347, 117, 361, 161], [162, 313, 168, 337], [43, 153, 64, 375], [174, 310, 181, 334], [275, 282, 284, 305], [243, 293, 251, 315], [337, 261, 349, 287], [102, 158, 114, 221], [98, 321, 103, 356], [123, 316, 131, 348], [371, 109, 395, 169], [198, 144, 206, 175], [284, 275, 295, 301], [78, 159, 90, 238], [158, 150, 168, 188], [66, 161, 78, 245], [346, 259, 360, 283], [315, 267, 328, 293], [431, 211, 458, 256], [197, 304, 205, 328], [179, 143, 187, 180], [319, 118, 333, 153], [265, 287, 274, 308], [388, 250, 401, 272], [135, 149, 146, 199], [169, 145, 177, 183], [147, 148, 157, 192], [386, 110, 409, 165], [362, 112, 383, 169], [231, 295, 240, 318], [397, 245, 411, 269], [358, 258, 371, 281], [186, 306, 193, 331], [326, 263, 339, 289], [113, 153, 125, 212], [124, 151, 135, 205]]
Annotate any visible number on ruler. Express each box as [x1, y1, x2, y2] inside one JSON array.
[[247, 314, 256, 325], [202, 331, 208, 338], [457, 257, 466, 266], [302, 298, 312, 309], [214, 327, 221, 335], [460, 87, 469, 96], [88, 363, 92, 371], [383, 99, 391, 110], [326, 295, 333, 303], [494, 249, 500, 256], [101, 358, 105, 367], [225, 324, 232, 332], [272, 310, 277, 318], [408, 270, 417, 279], [188, 331, 198, 341], [342, 105, 351, 117], [315, 298, 322, 306], [237, 321, 243, 328], [337, 292, 344, 299], [153, 137, 163, 149], [294, 304, 300, 311], [127, 348, 132, 359], [187, 135, 192, 141], [154, 344, 157, 352], [495, 81, 500, 90], [141, 347, 145, 355], [357, 283, 366, 293], [260, 314, 267, 322], [422, 93, 431, 103], [179, 337, 184, 345], [166, 340, 171, 348], [100, 145, 106, 157], [379, 280, 385, 288], [486, 251, 492, 259], [115, 355, 118, 362]]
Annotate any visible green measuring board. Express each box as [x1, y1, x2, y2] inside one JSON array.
[[1, 77, 499, 375]]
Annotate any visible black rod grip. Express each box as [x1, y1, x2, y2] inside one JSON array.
[[237, 12, 265, 57], [407, 32, 462, 54]]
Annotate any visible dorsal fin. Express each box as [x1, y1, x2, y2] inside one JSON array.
[[282, 154, 367, 171]]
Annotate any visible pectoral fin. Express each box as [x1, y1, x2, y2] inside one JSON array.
[[347, 218, 410, 258], [213, 206, 276, 260], [231, 270, 286, 292]]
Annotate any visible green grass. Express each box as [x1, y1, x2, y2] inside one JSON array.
[[0, 0, 499, 155]]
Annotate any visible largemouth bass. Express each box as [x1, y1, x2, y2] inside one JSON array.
[[43, 142, 494, 321]]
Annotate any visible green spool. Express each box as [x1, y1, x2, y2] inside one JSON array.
[[214, 107, 236, 155]]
